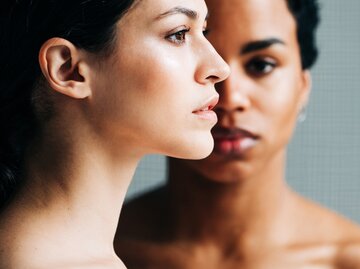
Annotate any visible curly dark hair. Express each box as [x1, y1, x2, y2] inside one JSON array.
[[286, 0, 320, 69]]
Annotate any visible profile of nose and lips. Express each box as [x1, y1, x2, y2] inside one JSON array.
[[188, 22, 230, 126]]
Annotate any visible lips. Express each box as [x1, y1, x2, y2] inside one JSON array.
[[212, 127, 259, 156], [193, 95, 219, 113], [192, 95, 219, 122], [212, 127, 258, 140]]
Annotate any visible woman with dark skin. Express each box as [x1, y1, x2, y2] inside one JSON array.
[[115, 0, 360, 268], [0, 0, 229, 268]]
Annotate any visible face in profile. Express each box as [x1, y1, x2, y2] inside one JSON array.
[[182, 0, 311, 181], [86, 0, 229, 160]]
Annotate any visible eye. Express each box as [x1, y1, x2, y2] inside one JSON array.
[[203, 28, 210, 37], [246, 57, 277, 77], [166, 27, 190, 45]]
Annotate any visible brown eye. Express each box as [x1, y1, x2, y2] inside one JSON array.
[[166, 28, 190, 45], [246, 57, 277, 77]]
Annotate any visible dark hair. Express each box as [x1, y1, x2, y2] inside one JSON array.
[[286, 0, 320, 69], [0, 0, 137, 208]]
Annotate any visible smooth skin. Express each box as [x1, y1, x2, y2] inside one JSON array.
[[115, 0, 360, 268], [0, 0, 229, 268]]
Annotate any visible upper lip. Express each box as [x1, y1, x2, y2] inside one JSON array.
[[212, 126, 259, 140], [193, 95, 219, 113]]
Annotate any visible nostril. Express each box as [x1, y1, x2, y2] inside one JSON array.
[[206, 75, 221, 83]]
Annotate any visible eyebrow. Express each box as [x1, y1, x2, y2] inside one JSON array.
[[156, 6, 200, 20], [241, 38, 285, 55]]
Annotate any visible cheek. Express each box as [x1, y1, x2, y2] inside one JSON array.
[[260, 74, 302, 146], [98, 43, 208, 154], [118, 42, 193, 106], [120, 48, 193, 129]]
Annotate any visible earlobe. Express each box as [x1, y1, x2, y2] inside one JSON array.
[[298, 70, 312, 110], [39, 38, 91, 99]]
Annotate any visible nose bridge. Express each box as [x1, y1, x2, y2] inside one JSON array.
[[196, 39, 230, 85], [217, 60, 251, 112]]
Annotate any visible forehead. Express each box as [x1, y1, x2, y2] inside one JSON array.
[[206, 0, 296, 43], [124, 0, 207, 22]]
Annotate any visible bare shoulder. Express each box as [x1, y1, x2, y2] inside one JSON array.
[[0, 215, 124, 269], [48, 259, 126, 269], [0, 252, 125, 269], [335, 242, 360, 268], [21, 261, 125, 269], [293, 192, 360, 241]]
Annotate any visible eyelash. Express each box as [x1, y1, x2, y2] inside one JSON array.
[[165, 27, 210, 45], [245, 57, 277, 77], [165, 27, 190, 45]]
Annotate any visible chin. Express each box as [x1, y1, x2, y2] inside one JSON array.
[[167, 132, 214, 160], [186, 156, 256, 183]]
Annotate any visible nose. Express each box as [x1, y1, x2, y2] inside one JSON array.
[[195, 42, 230, 85], [215, 64, 251, 114]]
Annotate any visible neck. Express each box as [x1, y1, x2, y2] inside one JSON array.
[[18, 122, 141, 260], [167, 151, 295, 253]]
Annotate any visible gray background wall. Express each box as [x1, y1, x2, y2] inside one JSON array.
[[126, 0, 360, 223]]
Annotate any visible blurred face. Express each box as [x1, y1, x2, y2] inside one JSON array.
[[181, 0, 311, 181], [89, 0, 229, 159]]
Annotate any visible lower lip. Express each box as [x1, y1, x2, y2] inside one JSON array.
[[193, 110, 218, 122], [214, 137, 257, 156]]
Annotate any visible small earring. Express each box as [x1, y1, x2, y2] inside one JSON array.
[[298, 105, 307, 123]]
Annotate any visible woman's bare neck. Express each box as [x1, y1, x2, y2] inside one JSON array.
[[0, 125, 139, 268]]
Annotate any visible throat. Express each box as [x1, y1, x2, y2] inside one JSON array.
[[166, 159, 292, 249]]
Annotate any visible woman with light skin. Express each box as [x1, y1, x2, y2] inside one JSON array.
[[0, 0, 229, 268], [115, 0, 360, 268]]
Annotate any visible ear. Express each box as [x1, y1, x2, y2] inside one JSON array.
[[38, 38, 91, 99], [297, 70, 312, 112]]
